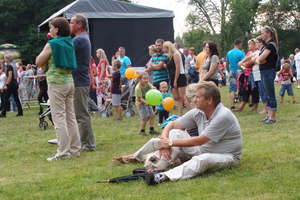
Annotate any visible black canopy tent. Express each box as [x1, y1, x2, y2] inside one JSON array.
[[38, 0, 175, 67]]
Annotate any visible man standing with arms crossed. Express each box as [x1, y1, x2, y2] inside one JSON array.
[[70, 14, 96, 152], [145, 39, 169, 90], [226, 39, 245, 110]]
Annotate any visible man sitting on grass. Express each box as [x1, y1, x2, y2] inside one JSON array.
[[114, 81, 242, 185]]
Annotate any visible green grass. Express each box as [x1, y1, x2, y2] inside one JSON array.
[[1, 83, 300, 199]]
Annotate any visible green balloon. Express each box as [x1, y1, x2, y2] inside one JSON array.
[[145, 89, 163, 106]]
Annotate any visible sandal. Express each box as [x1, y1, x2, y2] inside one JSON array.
[[250, 109, 257, 112]]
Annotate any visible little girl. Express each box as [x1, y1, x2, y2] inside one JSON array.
[[277, 63, 296, 104]]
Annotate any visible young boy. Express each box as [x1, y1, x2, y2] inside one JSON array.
[[106, 59, 122, 120], [135, 72, 160, 136], [277, 63, 297, 104], [157, 81, 171, 126]]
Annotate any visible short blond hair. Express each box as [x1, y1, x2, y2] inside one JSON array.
[[138, 71, 148, 79], [159, 81, 168, 88], [112, 59, 121, 69]]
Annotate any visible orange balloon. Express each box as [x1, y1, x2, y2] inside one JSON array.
[[125, 68, 135, 79], [162, 97, 175, 111], [134, 72, 138, 79]]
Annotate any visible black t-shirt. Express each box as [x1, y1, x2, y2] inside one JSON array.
[[259, 39, 278, 71], [6, 63, 18, 87]]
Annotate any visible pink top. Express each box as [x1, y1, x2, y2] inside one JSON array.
[[97, 59, 107, 80], [244, 51, 254, 76]]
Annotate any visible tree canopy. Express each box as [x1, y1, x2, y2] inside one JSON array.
[[0, 0, 74, 64], [184, 0, 300, 57]]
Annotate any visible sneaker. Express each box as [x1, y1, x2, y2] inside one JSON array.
[[114, 117, 123, 121], [47, 156, 69, 161], [0, 114, 6, 118], [140, 131, 147, 136], [293, 101, 297, 104], [149, 130, 160, 135], [133, 165, 165, 174], [260, 116, 269, 122], [15, 113, 23, 117], [264, 118, 276, 124], [145, 172, 165, 186], [297, 86, 300, 89], [158, 123, 161, 126]]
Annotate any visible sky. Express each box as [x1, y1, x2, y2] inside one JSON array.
[[132, 0, 191, 37]]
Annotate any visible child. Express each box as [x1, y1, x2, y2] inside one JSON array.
[[157, 81, 171, 126], [135, 72, 160, 136], [277, 63, 296, 104], [106, 59, 122, 121]]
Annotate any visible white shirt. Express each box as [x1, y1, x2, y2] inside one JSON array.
[[0, 73, 6, 89], [295, 52, 300, 69]]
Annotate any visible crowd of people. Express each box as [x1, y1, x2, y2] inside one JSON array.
[[1, 15, 299, 186]]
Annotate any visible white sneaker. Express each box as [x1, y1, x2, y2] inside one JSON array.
[[297, 86, 300, 89], [47, 156, 61, 161], [158, 123, 161, 126], [47, 156, 69, 161]]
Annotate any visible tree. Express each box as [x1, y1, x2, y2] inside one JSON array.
[[182, 29, 215, 53], [259, 0, 300, 56], [186, 0, 261, 55], [0, 0, 74, 64]]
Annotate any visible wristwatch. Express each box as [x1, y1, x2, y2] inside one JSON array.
[[168, 139, 173, 147]]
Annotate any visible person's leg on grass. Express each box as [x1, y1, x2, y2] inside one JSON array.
[[179, 86, 191, 111]]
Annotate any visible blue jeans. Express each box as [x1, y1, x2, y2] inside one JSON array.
[[229, 69, 242, 92], [256, 81, 267, 104], [10, 94, 17, 112], [260, 68, 277, 111], [279, 84, 294, 96]]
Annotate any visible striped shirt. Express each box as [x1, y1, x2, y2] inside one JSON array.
[[151, 52, 169, 83]]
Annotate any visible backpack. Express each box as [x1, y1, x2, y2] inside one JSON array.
[[269, 42, 281, 71]]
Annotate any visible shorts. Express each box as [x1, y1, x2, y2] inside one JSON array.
[[229, 69, 242, 92], [297, 70, 300, 80], [137, 105, 154, 120], [279, 84, 294, 96], [112, 94, 121, 106], [218, 80, 222, 84], [170, 74, 187, 88]]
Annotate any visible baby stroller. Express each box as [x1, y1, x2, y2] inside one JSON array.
[[122, 78, 138, 117], [39, 102, 53, 130], [99, 78, 138, 118]]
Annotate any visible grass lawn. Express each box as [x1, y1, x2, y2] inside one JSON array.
[[1, 83, 300, 199]]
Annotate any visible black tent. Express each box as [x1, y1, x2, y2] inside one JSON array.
[[38, 0, 175, 67]]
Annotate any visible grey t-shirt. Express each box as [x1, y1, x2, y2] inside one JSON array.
[[177, 103, 242, 161], [72, 33, 91, 87], [202, 55, 219, 80]]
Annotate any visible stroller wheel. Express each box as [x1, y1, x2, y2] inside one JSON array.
[[124, 111, 132, 117], [101, 112, 108, 118], [108, 110, 113, 116], [39, 121, 48, 130], [130, 110, 135, 116]]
